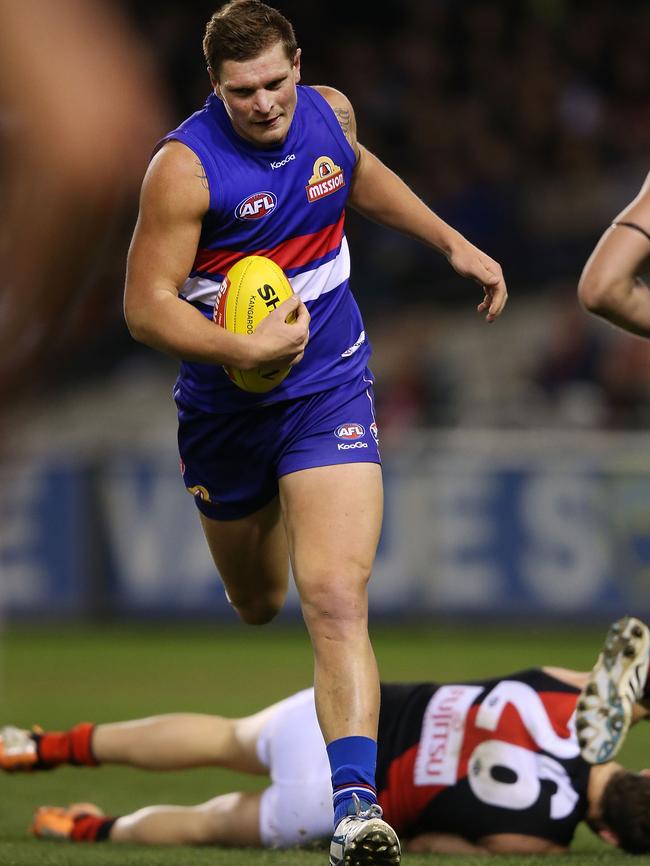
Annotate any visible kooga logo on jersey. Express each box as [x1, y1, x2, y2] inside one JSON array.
[[235, 191, 277, 220], [270, 153, 295, 170]]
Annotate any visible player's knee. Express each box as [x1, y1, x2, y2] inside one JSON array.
[[229, 594, 284, 626], [300, 578, 369, 638], [236, 604, 279, 626]]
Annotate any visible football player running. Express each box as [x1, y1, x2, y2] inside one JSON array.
[[122, 2, 507, 863], [3, 617, 650, 855]]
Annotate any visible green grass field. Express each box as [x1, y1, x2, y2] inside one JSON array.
[[0, 621, 645, 866]]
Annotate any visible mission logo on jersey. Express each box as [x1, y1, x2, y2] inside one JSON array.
[[306, 156, 345, 202]]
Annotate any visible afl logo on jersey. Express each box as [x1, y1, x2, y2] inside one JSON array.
[[306, 156, 345, 202], [235, 191, 277, 220], [335, 423, 365, 440]]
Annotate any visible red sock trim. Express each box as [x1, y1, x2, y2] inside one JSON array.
[[37, 732, 70, 766], [38, 723, 97, 767], [69, 723, 98, 766], [70, 815, 115, 842]]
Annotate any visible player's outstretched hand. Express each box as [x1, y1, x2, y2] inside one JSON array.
[[449, 240, 508, 322], [251, 295, 311, 368]]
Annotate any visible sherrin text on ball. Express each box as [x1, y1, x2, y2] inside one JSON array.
[[214, 255, 297, 393]]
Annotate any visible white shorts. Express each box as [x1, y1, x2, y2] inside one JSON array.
[[256, 687, 333, 848]]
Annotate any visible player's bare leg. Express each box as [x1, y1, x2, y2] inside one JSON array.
[[92, 704, 280, 773], [2, 701, 285, 775], [199, 497, 289, 625], [280, 462, 400, 865], [31, 792, 262, 846], [23, 701, 292, 846], [280, 463, 382, 744], [108, 791, 262, 845]]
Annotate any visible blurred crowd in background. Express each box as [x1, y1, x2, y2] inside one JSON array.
[[3, 0, 650, 447], [2, 0, 650, 622]]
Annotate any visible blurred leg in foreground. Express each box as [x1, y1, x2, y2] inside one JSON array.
[[0, 0, 167, 415]]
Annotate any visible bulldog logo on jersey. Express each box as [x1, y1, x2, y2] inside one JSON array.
[[306, 156, 345, 202], [186, 484, 212, 503], [235, 191, 277, 220]]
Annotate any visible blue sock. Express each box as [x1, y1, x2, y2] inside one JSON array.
[[327, 735, 378, 827]]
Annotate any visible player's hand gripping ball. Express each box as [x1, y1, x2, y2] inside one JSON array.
[[214, 255, 297, 393]]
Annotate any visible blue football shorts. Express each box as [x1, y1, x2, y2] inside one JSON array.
[[176, 370, 380, 520]]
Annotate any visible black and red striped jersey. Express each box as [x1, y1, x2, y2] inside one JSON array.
[[376, 668, 590, 846]]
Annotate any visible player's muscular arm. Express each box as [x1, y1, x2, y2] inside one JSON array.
[[318, 87, 507, 321], [313, 85, 360, 160], [578, 171, 650, 337], [317, 85, 447, 249], [124, 142, 308, 369], [480, 833, 568, 855], [125, 142, 248, 367], [407, 831, 567, 855], [406, 832, 490, 855]]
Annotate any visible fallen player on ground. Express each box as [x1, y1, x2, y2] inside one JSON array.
[[2, 616, 650, 855]]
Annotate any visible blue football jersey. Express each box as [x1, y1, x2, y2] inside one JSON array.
[[158, 86, 371, 412]]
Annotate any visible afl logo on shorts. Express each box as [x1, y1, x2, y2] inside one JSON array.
[[335, 423, 365, 440], [235, 191, 277, 220]]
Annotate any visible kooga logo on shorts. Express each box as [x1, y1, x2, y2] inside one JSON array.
[[235, 191, 277, 220]]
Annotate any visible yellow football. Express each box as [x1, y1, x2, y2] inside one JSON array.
[[214, 255, 296, 393]]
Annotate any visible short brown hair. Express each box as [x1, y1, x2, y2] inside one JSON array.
[[602, 769, 650, 854], [203, 1, 297, 78]]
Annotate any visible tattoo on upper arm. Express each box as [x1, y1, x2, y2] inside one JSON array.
[[334, 107, 352, 143], [194, 160, 209, 190]]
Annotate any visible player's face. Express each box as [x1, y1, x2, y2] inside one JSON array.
[[213, 43, 301, 148]]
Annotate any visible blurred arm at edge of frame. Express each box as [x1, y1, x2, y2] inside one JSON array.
[[578, 170, 650, 337], [0, 0, 169, 415]]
